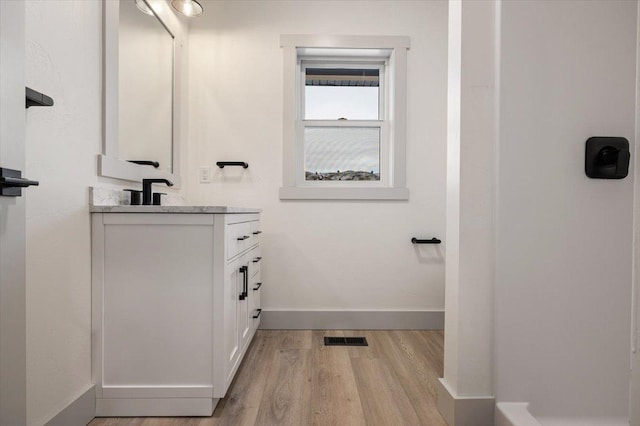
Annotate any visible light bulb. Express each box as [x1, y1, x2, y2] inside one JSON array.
[[170, 0, 203, 17]]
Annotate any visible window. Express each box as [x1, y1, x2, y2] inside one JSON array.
[[303, 64, 384, 183], [280, 35, 410, 200]]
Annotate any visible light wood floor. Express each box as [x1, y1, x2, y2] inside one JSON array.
[[89, 330, 446, 426]]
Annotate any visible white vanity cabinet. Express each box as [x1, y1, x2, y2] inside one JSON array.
[[91, 209, 261, 417]]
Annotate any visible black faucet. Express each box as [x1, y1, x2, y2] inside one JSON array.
[[142, 178, 173, 205]]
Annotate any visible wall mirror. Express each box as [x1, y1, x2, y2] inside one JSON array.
[[100, 0, 183, 185]]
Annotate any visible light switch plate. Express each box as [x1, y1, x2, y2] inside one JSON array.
[[199, 167, 212, 183]]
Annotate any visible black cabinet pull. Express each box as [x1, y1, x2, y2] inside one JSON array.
[[411, 237, 441, 244], [252, 231, 262, 235], [237, 235, 249, 241], [243, 267, 248, 298], [239, 266, 248, 300], [253, 282, 262, 291], [253, 309, 262, 319], [252, 257, 262, 263]]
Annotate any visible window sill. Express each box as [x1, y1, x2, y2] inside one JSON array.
[[279, 186, 409, 200]]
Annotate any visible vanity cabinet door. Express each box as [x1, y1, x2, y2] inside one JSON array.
[[224, 252, 252, 388], [224, 256, 242, 386], [237, 253, 251, 355]]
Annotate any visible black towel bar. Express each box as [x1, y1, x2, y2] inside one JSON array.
[[411, 237, 441, 244], [217, 161, 249, 169], [128, 160, 160, 168]]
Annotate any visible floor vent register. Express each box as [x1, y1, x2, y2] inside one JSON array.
[[324, 336, 368, 346]]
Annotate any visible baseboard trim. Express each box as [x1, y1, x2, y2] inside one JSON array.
[[101, 385, 213, 398], [44, 384, 95, 426], [95, 397, 217, 417], [437, 378, 494, 426], [259, 310, 444, 330]]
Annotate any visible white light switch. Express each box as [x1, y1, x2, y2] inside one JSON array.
[[199, 167, 212, 183]]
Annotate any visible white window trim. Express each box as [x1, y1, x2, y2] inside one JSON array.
[[279, 35, 410, 200]]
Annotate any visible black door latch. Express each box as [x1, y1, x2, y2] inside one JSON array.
[[0, 168, 39, 197]]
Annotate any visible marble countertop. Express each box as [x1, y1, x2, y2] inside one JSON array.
[[90, 205, 261, 214]]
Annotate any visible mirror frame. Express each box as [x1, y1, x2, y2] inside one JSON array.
[[100, 0, 183, 186]]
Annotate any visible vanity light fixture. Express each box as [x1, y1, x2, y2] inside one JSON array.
[[170, 0, 203, 17], [135, 0, 154, 16]]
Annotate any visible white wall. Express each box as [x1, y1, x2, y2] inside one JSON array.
[[25, 2, 112, 423], [24, 1, 187, 424], [188, 0, 448, 313], [495, 0, 636, 420]]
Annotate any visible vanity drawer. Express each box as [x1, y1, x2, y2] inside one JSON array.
[[249, 247, 261, 277], [227, 221, 252, 260], [250, 221, 262, 246], [250, 272, 261, 329]]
